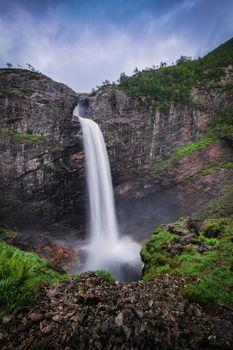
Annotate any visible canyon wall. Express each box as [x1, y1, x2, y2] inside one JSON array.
[[79, 81, 233, 238], [0, 66, 232, 239], [0, 69, 84, 232]]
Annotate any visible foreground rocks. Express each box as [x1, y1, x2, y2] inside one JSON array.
[[1, 272, 232, 349]]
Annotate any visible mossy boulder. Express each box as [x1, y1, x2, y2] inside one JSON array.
[[141, 214, 233, 306]]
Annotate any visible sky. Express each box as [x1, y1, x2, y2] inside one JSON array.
[[0, 0, 233, 92]]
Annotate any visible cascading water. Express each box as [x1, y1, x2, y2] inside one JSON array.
[[79, 116, 142, 280]]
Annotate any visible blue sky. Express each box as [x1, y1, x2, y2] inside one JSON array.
[[0, 0, 233, 92]]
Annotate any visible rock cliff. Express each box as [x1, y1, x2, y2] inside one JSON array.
[[0, 69, 83, 232], [79, 80, 233, 238], [0, 39, 233, 240]]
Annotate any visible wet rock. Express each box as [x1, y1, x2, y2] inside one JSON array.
[[115, 312, 124, 327], [0, 272, 232, 349], [41, 323, 53, 334], [178, 233, 196, 244], [30, 313, 44, 322], [0, 69, 81, 231], [52, 315, 63, 323], [2, 315, 12, 325], [165, 225, 190, 236], [35, 242, 78, 271]]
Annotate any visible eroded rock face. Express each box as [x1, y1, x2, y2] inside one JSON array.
[[79, 88, 233, 238], [0, 68, 233, 240], [79, 89, 214, 182], [0, 69, 84, 232]]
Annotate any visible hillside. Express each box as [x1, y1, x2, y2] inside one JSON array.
[[104, 37, 233, 110]]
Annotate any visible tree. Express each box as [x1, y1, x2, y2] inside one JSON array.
[[102, 79, 111, 86], [6, 62, 13, 68], [160, 62, 167, 68], [176, 56, 192, 65], [118, 72, 128, 84], [26, 63, 36, 72]]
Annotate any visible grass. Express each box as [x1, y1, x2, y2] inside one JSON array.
[[170, 138, 215, 160], [0, 130, 45, 144], [149, 137, 216, 174], [95, 270, 114, 283], [148, 103, 233, 176], [193, 184, 233, 220], [141, 207, 233, 306], [0, 240, 66, 314]]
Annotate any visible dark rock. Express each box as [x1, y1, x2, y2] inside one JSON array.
[[0, 69, 83, 232], [30, 313, 44, 322], [178, 233, 196, 244], [2, 315, 12, 325], [1, 272, 232, 349]]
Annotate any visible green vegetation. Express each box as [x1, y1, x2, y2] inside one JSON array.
[[193, 184, 233, 220], [141, 185, 233, 306], [170, 138, 215, 160], [95, 270, 114, 283], [207, 105, 233, 140], [149, 103, 233, 175], [0, 226, 17, 240], [0, 240, 65, 314], [182, 162, 233, 183], [0, 130, 45, 144], [96, 37, 233, 110], [149, 137, 215, 173]]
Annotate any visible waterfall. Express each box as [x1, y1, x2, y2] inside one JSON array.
[[79, 116, 142, 280]]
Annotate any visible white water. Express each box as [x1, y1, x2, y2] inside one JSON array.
[[79, 116, 142, 280]]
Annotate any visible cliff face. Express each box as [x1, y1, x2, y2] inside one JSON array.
[[80, 89, 208, 180], [79, 75, 233, 237], [0, 69, 84, 232], [0, 48, 233, 239]]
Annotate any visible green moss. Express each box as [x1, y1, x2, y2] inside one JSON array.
[[206, 105, 233, 140], [141, 215, 233, 306], [0, 226, 17, 239], [141, 226, 178, 279], [0, 240, 66, 314], [224, 162, 233, 170], [177, 250, 219, 276], [185, 267, 233, 305], [171, 138, 215, 160], [95, 270, 114, 283], [0, 130, 45, 144], [149, 137, 215, 174], [194, 184, 233, 220]]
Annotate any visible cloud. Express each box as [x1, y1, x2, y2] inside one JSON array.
[[0, 0, 232, 92]]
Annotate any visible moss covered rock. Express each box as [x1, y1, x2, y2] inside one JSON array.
[[141, 187, 233, 307]]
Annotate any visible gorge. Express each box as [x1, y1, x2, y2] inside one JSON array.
[[0, 37, 233, 349]]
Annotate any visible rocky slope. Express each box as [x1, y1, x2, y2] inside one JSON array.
[[1, 186, 233, 349], [1, 272, 232, 350]]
